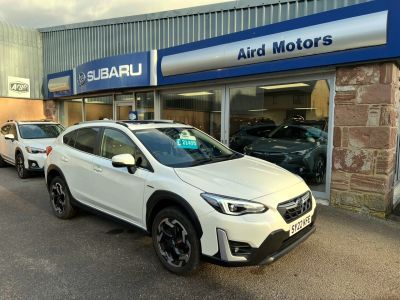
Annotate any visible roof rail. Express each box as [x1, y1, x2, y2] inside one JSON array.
[[16, 119, 55, 123], [122, 120, 185, 125], [76, 120, 117, 125]]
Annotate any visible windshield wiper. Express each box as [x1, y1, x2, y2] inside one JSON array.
[[190, 158, 213, 166], [213, 153, 242, 161]]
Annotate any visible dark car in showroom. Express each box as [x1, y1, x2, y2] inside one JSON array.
[[229, 122, 277, 153], [244, 120, 327, 184]]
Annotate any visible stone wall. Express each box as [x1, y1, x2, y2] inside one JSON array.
[[331, 62, 400, 218]]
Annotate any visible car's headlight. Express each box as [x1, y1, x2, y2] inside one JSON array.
[[201, 193, 267, 216], [25, 146, 46, 154]]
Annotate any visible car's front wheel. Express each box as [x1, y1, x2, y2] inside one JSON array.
[[15, 152, 29, 179], [49, 176, 77, 219], [152, 207, 201, 275]]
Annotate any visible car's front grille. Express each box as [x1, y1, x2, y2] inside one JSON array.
[[277, 192, 312, 223], [250, 152, 286, 164]]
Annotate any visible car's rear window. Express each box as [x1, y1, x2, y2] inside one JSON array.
[[74, 128, 99, 154]]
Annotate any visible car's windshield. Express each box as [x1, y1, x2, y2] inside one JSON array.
[[269, 124, 327, 142], [134, 127, 242, 168], [19, 124, 64, 139]]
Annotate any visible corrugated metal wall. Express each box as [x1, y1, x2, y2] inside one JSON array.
[[0, 22, 43, 98], [40, 0, 371, 77]]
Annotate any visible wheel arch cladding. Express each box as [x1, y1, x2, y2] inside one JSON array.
[[146, 190, 203, 238], [46, 165, 66, 190], [15, 147, 22, 157]]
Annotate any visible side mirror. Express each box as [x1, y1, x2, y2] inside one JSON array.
[[4, 134, 15, 140], [112, 154, 136, 174]]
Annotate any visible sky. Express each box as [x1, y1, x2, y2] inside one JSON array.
[[0, 0, 231, 28]]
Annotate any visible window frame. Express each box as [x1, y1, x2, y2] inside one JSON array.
[[99, 127, 153, 172], [63, 127, 101, 156]]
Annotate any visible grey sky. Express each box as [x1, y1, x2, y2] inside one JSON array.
[[0, 0, 231, 28]]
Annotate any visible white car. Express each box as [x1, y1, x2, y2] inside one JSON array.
[[0, 120, 64, 178], [44, 120, 316, 274]]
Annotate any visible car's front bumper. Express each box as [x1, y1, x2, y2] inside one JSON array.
[[25, 153, 46, 172], [204, 211, 317, 267]]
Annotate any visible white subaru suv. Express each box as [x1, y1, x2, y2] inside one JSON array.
[[0, 120, 64, 178], [44, 120, 316, 274]]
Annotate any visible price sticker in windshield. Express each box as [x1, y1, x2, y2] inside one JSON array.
[[176, 139, 198, 149]]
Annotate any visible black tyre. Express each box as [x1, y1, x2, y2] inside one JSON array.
[[312, 156, 326, 185], [152, 207, 201, 275], [0, 155, 7, 168], [49, 176, 77, 219], [15, 152, 30, 179]]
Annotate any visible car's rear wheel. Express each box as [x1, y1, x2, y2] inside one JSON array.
[[15, 153, 29, 179], [312, 156, 325, 185], [152, 207, 200, 275], [49, 176, 77, 219]]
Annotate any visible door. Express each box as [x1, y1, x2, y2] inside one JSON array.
[[116, 102, 134, 120], [90, 128, 150, 225], [61, 127, 101, 205]]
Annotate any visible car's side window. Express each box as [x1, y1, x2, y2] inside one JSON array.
[[100, 128, 151, 170], [63, 130, 78, 147], [1, 125, 10, 136], [74, 127, 99, 154]]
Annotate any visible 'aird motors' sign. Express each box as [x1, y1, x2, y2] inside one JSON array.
[[8, 76, 30, 98]]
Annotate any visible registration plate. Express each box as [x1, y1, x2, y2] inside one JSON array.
[[289, 215, 311, 236]]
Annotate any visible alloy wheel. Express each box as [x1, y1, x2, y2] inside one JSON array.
[[51, 182, 66, 215], [16, 155, 24, 177], [156, 218, 192, 268]]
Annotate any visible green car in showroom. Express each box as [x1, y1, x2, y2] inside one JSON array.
[[244, 119, 327, 185]]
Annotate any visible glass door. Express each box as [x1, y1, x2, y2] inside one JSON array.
[[115, 92, 155, 121]]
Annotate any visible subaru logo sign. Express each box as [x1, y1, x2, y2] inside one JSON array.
[[78, 72, 87, 86], [74, 52, 151, 94]]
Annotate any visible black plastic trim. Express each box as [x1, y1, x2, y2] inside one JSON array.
[[146, 190, 203, 238]]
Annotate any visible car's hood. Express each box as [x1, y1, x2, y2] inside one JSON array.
[[249, 138, 315, 153], [24, 138, 57, 150], [174, 156, 303, 199]]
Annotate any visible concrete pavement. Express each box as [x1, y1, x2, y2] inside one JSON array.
[[0, 166, 399, 299]]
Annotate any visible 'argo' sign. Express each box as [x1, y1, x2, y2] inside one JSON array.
[[8, 76, 30, 98]]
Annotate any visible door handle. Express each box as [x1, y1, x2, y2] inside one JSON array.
[[93, 166, 103, 173], [61, 156, 69, 162]]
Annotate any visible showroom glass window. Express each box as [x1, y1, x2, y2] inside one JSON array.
[[59, 99, 83, 127], [85, 96, 113, 121], [160, 89, 222, 140], [229, 80, 330, 193]]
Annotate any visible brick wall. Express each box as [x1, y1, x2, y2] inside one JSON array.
[[331, 62, 400, 218]]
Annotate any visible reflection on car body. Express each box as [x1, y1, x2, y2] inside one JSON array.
[[244, 120, 327, 184]]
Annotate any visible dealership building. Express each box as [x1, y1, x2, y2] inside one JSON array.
[[0, 0, 399, 217]]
